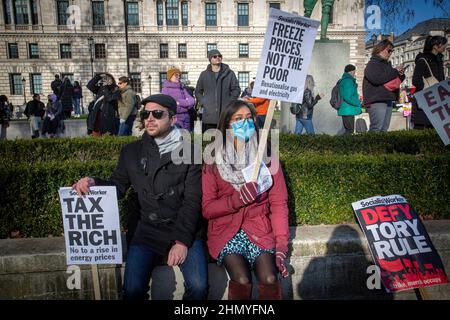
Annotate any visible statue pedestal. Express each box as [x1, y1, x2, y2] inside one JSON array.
[[281, 41, 350, 135]]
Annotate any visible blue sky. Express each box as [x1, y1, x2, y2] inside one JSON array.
[[366, 0, 449, 37]]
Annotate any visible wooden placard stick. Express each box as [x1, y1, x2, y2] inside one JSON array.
[[251, 100, 277, 182], [91, 264, 102, 300]]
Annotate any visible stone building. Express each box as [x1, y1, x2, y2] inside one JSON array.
[[0, 0, 365, 112], [366, 18, 450, 88]]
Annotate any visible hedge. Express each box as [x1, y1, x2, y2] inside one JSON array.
[[1, 153, 449, 238], [0, 129, 448, 164]]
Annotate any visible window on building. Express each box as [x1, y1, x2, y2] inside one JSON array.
[[178, 43, 187, 58], [31, 0, 38, 25], [128, 43, 140, 59], [29, 43, 39, 59], [159, 72, 167, 91], [239, 43, 249, 58], [181, 1, 188, 26], [60, 43, 72, 59], [14, 0, 29, 24], [9, 73, 23, 95], [181, 72, 188, 82], [8, 43, 19, 59], [95, 43, 106, 59], [166, 0, 178, 26], [237, 3, 249, 27], [156, 0, 163, 26], [269, 2, 280, 10], [30, 73, 42, 94], [205, 3, 217, 27], [92, 1, 105, 26], [160, 43, 169, 58], [61, 73, 74, 83], [130, 73, 142, 93], [127, 2, 139, 26], [207, 43, 217, 57], [238, 72, 249, 91], [3, 0, 12, 24], [56, 0, 69, 25]]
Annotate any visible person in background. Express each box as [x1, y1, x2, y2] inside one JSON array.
[[0, 95, 11, 140], [86, 73, 120, 136], [202, 100, 290, 300], [292, 75, 323, 135], [363, 39, 405, 132], [337, 64, 362, 135], [72, 94, 208, 300], [24, 93, 45, 139], [412, 35, 448, 130], [243, 81, 270, 129], [59, 77, 74, 119], [72, 81, 83, 118], [117, 76, 137, 136], [42, 94, 63, 138], [162, 67, 196, 131], [51, 74, 62, 96], [195, 49, 241, 132]]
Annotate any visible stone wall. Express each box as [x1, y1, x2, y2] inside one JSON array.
[[1, 221, 449, 300]]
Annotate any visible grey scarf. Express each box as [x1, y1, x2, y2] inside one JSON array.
[[215, 133, 259, 191], [154, 126, 183, 156]]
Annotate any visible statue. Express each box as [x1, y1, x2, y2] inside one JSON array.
[[304, 0, 335, 40]]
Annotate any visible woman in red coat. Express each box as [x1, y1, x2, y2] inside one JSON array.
[[202, 100, 290, 300]]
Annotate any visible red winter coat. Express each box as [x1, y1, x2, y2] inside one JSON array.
[[202, 161, 290, 259]]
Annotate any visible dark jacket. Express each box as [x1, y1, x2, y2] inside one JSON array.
[[293, 88, 321, 120], [195, 63, 240, 125], [59, 81, 74, 115], [411, 52, 445, 126], [51, 79, 62, 95], [94, 132, 204, 255], [86, 74, 120, 135], [363, 55, 405, 106], [24, 100, 45, 118]]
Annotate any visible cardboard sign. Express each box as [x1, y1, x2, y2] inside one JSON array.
[[414, 78, 450, 145], [252, 8, 319, 103], [353, 195, 449, 293], [59, 186, 123, 265]]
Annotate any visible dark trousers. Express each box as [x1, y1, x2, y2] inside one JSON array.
[[342, 116, 355, 135]]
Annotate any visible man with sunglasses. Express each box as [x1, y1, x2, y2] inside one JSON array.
[[72, 94, 208, 300], [195, 49, 241, 132]]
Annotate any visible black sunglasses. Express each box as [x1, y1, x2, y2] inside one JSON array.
[[212, 55, 222, 59], [141, 109, 168, 120]]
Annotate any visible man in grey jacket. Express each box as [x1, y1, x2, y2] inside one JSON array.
[[117, 76, 137, 136], [195, 49, 240, 132]]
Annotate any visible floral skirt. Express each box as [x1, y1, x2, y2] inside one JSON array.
[[217, 229, 274, 268]]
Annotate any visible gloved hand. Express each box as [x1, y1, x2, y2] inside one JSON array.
[[230, 181, 258, 209], [275, 251, 289, 278]]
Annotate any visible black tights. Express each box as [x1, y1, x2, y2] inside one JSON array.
[[223, 253, 278, 285]]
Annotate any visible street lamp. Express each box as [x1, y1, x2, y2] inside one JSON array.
[[88, 36, 94, 78], [21, 77, 26, 105], [148, 75, 152, 96]]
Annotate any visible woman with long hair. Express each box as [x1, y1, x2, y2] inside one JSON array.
[[363, 39, 406, 132], [291, 74, 323, 135], [412, 35, 448, 129], [202, 100, 290, 300]]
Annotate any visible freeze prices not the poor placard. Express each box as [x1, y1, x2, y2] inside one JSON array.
[[252, 8, 320, 103]]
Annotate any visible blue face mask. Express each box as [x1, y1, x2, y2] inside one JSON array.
[[231, 118, 256, 141]]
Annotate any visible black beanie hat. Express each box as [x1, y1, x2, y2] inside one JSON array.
[[344, 64, 356, 73]]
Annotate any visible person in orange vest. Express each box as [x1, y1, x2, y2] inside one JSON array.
[[243, 82, 270, 128]]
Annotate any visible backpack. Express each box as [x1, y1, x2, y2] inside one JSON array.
[[329, 80, 343, 110], [355, 118, 368, 133], [290, 103, 302, 115]]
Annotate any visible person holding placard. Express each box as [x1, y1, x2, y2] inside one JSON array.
[[411, 35, 448, 130], [72, 94, 208, 300], [202, 100, 290, 300]]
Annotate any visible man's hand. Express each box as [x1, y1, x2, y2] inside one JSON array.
[[72, 177, 95, 196], [167, 243, 188, 267]]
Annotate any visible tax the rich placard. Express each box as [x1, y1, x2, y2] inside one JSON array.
[[59, 187, 123, 265], [252, 8, 320, 104], [352, 195, 448, 292], [414, 78, 450, 145]]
